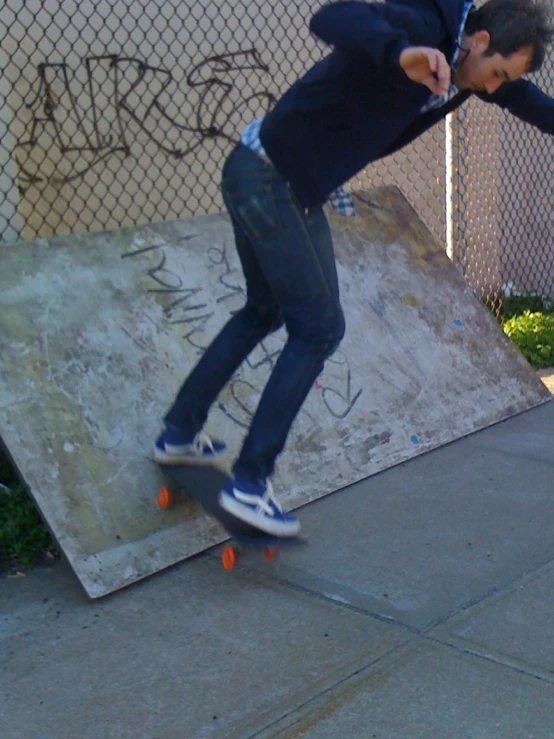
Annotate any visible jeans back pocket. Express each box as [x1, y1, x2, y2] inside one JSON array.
[[226, 185, 282, 242]]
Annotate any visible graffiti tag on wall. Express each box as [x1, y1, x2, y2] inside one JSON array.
[[16, 49, 276, 188], [121, 236, 363, 432]]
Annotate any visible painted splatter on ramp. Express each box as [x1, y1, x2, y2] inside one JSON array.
[[0, 187, 549, 597]]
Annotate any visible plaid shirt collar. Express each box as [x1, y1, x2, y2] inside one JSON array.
[[420, 0, 475, 113]]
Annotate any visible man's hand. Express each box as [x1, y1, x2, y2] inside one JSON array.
[[399, 47, 451, 96]]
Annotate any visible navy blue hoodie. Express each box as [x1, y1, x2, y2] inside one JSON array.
[[259, 0, 554, 208]]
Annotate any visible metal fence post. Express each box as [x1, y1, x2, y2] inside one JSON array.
[[445, 110, 459, 263]]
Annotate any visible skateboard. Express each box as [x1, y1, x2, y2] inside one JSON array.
[[156, 463, 307, 571]]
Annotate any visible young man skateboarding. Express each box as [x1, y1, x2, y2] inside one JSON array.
[[154, 0, 554, 536]]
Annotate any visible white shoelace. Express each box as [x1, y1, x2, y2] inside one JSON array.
[[191, 431, 216, 455], [230, 478, 284, 516], [260, 480, 283, 515]]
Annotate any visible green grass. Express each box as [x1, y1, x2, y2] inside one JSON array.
[[0, 454, 58, 571]]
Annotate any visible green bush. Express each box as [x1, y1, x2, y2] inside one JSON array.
[[502, 310, 554, 369], [0, 457, 57, 568]]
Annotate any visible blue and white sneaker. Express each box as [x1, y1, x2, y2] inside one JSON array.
[[152, 427, 227, 465], [219, 478, 300, 537]]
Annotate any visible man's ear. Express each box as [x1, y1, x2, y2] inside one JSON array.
[[471, 30, 491, 53]]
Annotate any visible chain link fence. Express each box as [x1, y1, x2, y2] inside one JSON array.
[[1, 0, 553, 306], [455, 55, 554, 308]]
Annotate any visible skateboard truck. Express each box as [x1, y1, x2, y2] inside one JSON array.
[[157, 483, 300, 571], [220, 543, 279, 571]]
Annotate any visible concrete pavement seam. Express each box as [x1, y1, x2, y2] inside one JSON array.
[[240, 636, 421, 739], [422, 633, 554, 686]]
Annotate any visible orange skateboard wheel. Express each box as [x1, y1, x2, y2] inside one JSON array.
[[263, 548, 279, 562], [221, 545, 237, 571], [157, 487, 175, 509]]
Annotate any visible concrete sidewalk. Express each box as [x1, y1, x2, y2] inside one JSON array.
[[2, 398, 554, 738]]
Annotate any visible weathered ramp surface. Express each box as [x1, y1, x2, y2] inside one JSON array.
[[0, 187, 549, 597]]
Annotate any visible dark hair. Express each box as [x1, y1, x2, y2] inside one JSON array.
[[465, 0, 554, 71]]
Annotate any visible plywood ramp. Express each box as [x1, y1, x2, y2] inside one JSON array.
[[1, 187, 549, 597]]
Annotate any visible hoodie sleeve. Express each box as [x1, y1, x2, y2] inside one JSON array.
[[479, 79, 554, 136], [310, 1, 447, 69]]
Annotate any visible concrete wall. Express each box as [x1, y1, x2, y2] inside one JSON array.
[[451, 97, 504, 297], [3, 0, 553, 300], [454, 47, 554, 301], [495, 62, 554, 300], [2, 0, 447, 245], [2, 0, 322, 239]]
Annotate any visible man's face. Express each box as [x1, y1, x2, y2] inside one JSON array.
[[454, 30, 532, 94]]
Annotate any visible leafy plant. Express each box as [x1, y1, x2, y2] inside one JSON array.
[[502, 310, 554, 369]]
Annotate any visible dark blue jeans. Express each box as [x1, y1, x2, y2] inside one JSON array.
[[165, 143, 345, 482]]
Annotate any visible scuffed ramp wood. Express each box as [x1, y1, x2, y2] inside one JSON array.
[[0, 186, 549, 597]]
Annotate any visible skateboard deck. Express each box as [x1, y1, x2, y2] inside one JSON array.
[[157, 463, 307, 570]]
